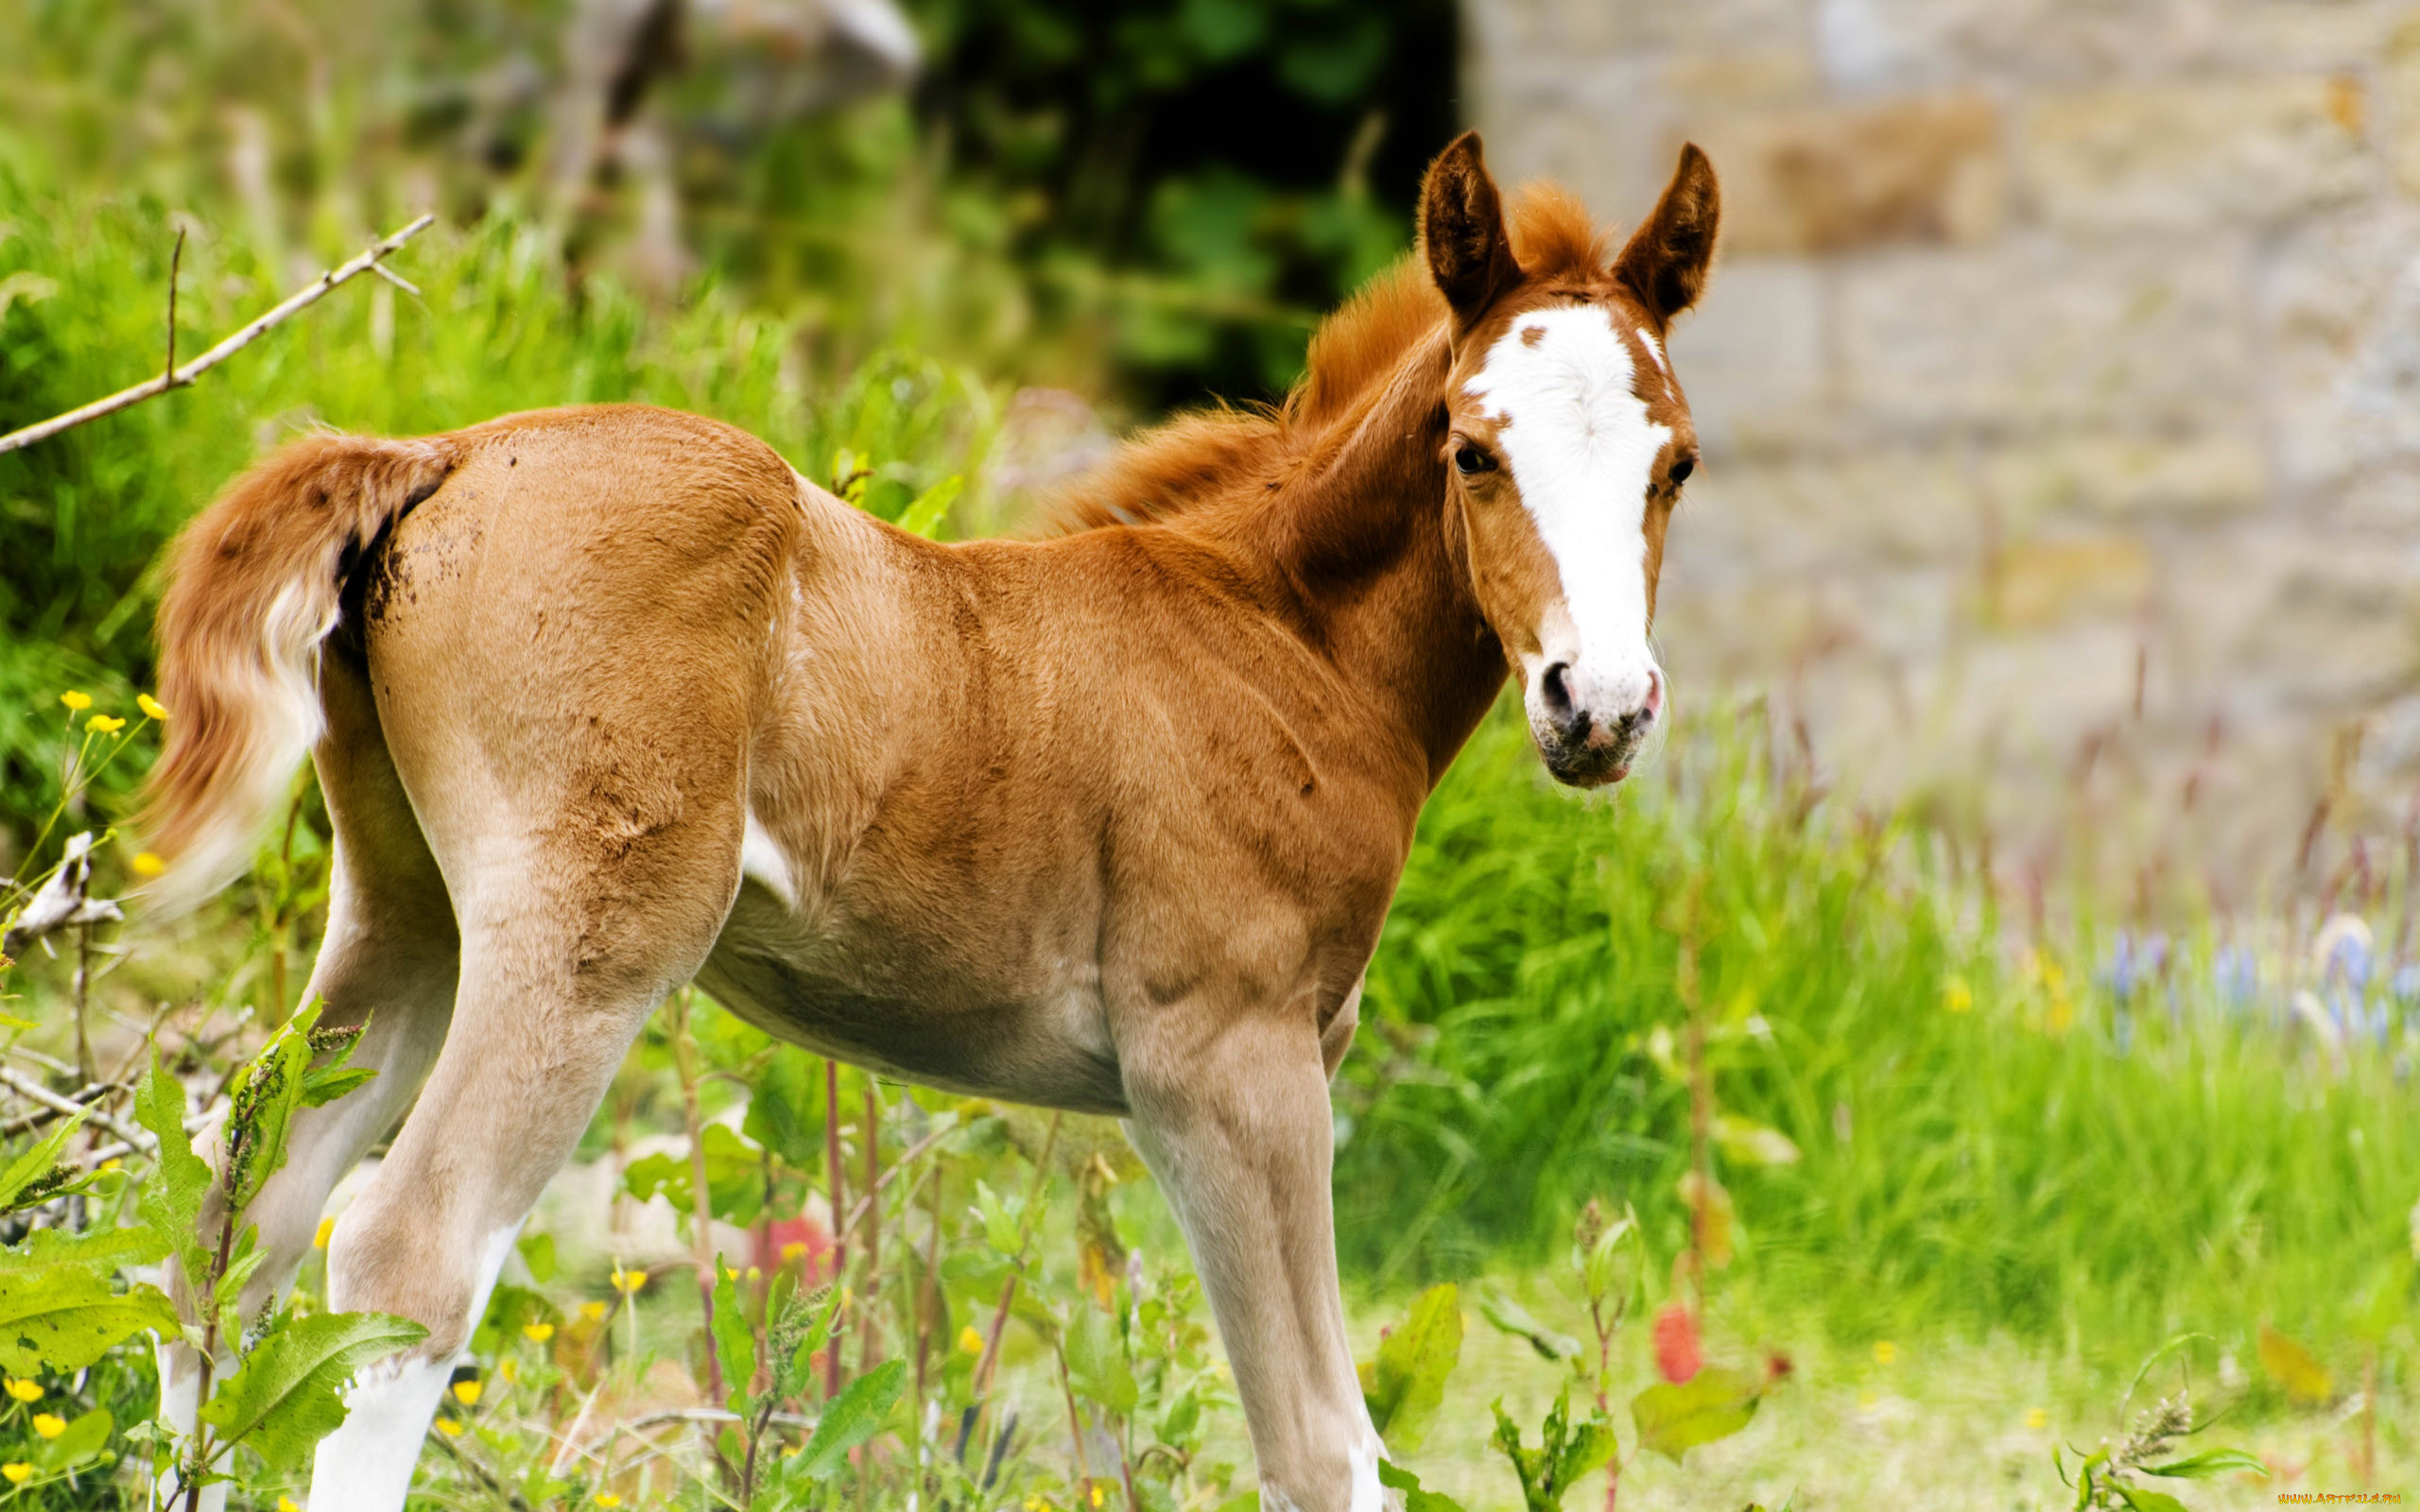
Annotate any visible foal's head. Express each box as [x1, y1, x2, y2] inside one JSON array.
[[1424, 134, 1720, 787]]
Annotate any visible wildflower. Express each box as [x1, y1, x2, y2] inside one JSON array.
[[524, 1322, 556, 1344], [497, 1359, 518, 1383], [98, 1158, 121, 1173], [1092, 1486, 1105, 1507], [0, 1464, 27, 1486], [958, 1325, 985, 1357], [280, 1499, 302, 1512], [59, 692, 90, 712], [314, 1216, 336, 1250], [781, 1241, 807, 1265], [612, 1263, 645, 1296], [1651, 1301, 1701, 1384], [137, 693, 168, 721], [596, 1495, 623, 1507], [725, 1264, 741, 1281], [781, 1445, 800, 1459], [2026, 1407, 2048, 1431], [30, 1413, 62, 1439], [2216, 946, 2259, 1013], [85, 714, 126, 735], [579, 1301, 608, 1323], [452, 1379, 481, 1407], [2, 1379, 38, 1403], [434, 1418, 463, 1437], [1873, 1340, 1896, 1366], [2316, 915, 2375, 992], [1941, 975, 1972, 1014]]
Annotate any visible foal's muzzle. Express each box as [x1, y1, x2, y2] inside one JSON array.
[[1531, 662, 1663, 787]]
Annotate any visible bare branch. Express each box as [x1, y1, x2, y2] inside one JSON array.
[[0, 214, 436, 456], [0, 1062, 152, 1152], [164, 227, 185, 384]]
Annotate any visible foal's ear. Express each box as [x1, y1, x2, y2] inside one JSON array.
[[1613, 143, 1721, 327], [1421, 131, 1523, 329]]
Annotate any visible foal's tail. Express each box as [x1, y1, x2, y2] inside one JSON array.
[[140, 433, 460, 913]]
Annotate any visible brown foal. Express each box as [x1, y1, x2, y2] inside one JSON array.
[[140, 133, 1719, 1512]]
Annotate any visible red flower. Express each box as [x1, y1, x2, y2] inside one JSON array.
[[1652, 1302, 1702, 1383]]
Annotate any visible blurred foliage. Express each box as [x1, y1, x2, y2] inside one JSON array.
[[914, 0, 1458, 404]]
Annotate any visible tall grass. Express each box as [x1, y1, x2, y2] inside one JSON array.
[[1344, 703, 2418, 1371], [0, 177, 995, 855]]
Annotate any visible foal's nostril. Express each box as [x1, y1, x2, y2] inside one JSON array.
[[1540, 662, 1589, 739], [1639, 668, 1665, 723]]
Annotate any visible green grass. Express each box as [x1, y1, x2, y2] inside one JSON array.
[[1344, 704, 2419, 1378]]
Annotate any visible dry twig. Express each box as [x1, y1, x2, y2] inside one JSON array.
[[0, 215, 435, 456]]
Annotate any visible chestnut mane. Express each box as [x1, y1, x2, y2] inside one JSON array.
[[1046, 185, 1611, 533]]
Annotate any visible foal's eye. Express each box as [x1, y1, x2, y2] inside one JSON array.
[[1454, 445, 1497, 476], [1669, 454, 1697, 486]]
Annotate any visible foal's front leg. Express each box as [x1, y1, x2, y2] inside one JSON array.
[[1123, 1010, 1385, 1512]]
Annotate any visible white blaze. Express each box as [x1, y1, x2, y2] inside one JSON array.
[[1464, 304, 1670, 709]]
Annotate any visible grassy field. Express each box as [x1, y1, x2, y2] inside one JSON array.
[[1, 173, 2413, 1510]]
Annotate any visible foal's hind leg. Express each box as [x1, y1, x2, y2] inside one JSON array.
[[160, 660, 459, 1511], [302, 816, 742, 1511]]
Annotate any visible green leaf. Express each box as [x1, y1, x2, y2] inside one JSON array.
[[0, 1266, 178, 1374], [711, 1257, 758, 1418], [1550, 1415, 1620, 1491], [1712, 1114, 1800, 1167], [134, 1056, 211, 1280], [787, 1358, 906, 1481], [1358, 1282, 1461, 1454], [2110, 1487, 2191, 1512], [1157, 1387, 1201, 1447], [2256, 1323, 2332, 1403], [620, 1125, 770, 1227], [1378, 1457, 1472, 1512], [197, 1309, 429, 1471], [299, 1066, 376, 1108], [0, 1106, 86, 1211], [2142, 1448, 2269, 1480], [1065, 1304, 1138, 1415], [3, 1222, 170, 1271], [1477, 1289, 1582, 1363], [35, 1404, 111, 1469], [741, 1051, 825, 1168], [894, 474, 964, 539], [1631, 1365, 1763, 1464], [516, 1230, 558, 1284]]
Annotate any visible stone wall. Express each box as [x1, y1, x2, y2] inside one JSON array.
[[1467, 0, 2420, 880]]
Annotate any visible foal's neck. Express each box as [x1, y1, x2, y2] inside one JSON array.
[[1231, 332, 1508, 793]]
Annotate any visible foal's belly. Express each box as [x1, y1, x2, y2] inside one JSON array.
[[694, 883, 1130, 1116]]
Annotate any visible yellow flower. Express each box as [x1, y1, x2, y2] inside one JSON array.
[[780, 1241, 807, 1264], [523, 1322, 556, 1344], [0, 1464, 27, 1486], [579, 1301, 608, 1323], [957, 1326, 985, 1357], [497, 1359, 519, 1383], [59, 692, 90, 712], [138, 694, 169, 722], [724, 1264, 741, 1281], [314, 1216, 335, 1250], [98, 1158, 122, 1173], [1873, 1341, 1896, 1366], [1941, 975, 1973, 1014], [2026, 1407, 2049, 1431], [2, 1379, 38, 1403], [30, 1413, 63, 1439], [596, 1496, 623, 1508], [434, 1418, 463, 1437], [85, 714, 126, 735], [611, 1263, 645, 1296], [130, 851, 167, 878], [279, 1499, 301, 1512], [780, 1445, 800, 1459], [1091, 1486, 1105, 1507], [452, 1379, 482, 1407]]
